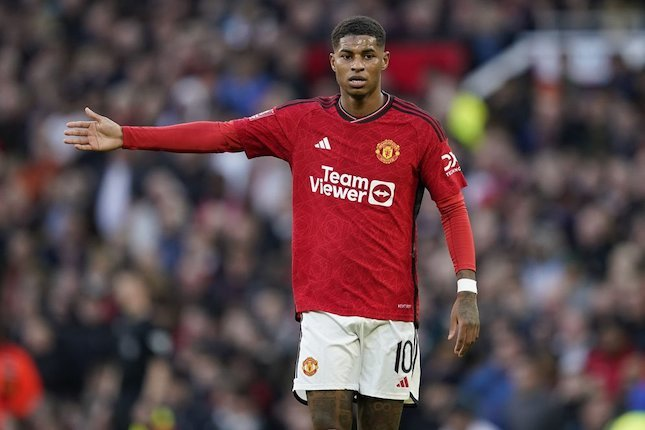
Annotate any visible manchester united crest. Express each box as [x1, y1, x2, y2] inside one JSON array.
[[375, 140, 400, 164], [302, 357, 318, 376]]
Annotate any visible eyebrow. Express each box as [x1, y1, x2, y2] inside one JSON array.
[[338, 47, 377, 54]]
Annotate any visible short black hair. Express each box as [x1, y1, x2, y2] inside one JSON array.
[[331, 16, 386, 50]]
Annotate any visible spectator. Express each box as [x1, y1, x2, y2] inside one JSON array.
[[0, 321, 45, 428]]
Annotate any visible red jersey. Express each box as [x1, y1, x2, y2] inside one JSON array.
[[234, 94, 467, 322], [123, 93, 472, 322], [0, 343, 43, 421]]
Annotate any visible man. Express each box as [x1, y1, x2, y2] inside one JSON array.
[[65, 16, 480, 430], [111, 270, 173, 430]]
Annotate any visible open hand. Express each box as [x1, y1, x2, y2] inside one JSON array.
[[64, 107, 123, 151]]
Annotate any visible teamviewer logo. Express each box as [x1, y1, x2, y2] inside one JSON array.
[[368, 180, 396, 207]]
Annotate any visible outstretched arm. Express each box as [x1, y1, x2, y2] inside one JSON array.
[[64, 108, 245, 153], [64, 107, 124, 151]]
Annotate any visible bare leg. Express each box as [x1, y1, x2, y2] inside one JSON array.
[[357, 395, 403, 430], [307, 390, 354, 430]]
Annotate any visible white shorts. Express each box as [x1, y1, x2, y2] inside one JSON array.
[[293, 311, 420, 405]]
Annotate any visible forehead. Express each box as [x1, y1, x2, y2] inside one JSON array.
[[335, 35, 382, 52]]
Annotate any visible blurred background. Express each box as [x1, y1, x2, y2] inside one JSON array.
[[0, 0, 644, 429]]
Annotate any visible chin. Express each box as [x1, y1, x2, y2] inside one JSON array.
[[345, 87, 371, 98]]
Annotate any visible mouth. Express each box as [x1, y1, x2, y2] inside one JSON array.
[[348, 76, 367, 88]]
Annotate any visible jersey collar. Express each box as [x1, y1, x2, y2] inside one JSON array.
[[335, 92, 393, 123]]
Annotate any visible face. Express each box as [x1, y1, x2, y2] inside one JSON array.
[[330, 35, 389, 99]]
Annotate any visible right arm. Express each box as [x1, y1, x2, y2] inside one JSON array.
[[122, 121, 243, 153], [64, 107, 244, 153]]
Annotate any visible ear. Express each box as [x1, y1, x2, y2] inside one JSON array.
[[382, 51, 390, 71], [329, 52, 336, 72]]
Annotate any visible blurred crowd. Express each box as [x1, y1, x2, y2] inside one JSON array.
[[0, 0, 644, 429]]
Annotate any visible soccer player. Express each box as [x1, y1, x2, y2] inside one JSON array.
[[64, 16, 480, 430]]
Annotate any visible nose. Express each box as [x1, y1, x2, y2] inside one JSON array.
[[351, 58, 365, 71]]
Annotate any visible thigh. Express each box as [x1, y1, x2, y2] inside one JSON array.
[[357, 395, 403, 430], [307, 390, 354, 430], [293, 312, 361, 403], [359, 320, 420, 404]]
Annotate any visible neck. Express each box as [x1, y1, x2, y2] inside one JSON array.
[[339, 90, 385, 118]]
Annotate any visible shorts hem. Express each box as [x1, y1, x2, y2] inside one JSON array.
[[406, 393, 419, 407], [293, 384, 359, 405], [293, 384, 359, 392], [293, 391, 308, 406], [358, 389, 418, 403]]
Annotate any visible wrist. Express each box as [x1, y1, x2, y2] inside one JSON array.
[[457, 278, 477, 294]]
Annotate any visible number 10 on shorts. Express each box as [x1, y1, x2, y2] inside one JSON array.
[[394, 340, 414, 373]]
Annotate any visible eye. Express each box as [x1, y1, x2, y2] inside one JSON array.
[[340, 54, 352, 60], [364, 53, 375, 60]]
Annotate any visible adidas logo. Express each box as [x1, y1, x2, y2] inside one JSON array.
[[314, 137, 331, 150], [396, 376, 409, 388]]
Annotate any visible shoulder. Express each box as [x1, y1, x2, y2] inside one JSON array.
[[390, 96, 447, 142], [275, 95, 338, 114], [245, 97, 333, 124]]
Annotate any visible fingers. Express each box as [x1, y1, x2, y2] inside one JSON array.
[[65, 107, 101, 128], [65, 114, 95, 149], [64, 128, 89, 137], [63, 128, 90, 145], [448, 316, 457, 340], [62, 136, 94, 150], [454, 322, 479, 357], [63, 136, 90, 145], [85, 107, 102, 121], [454, 325, 464, 356], [74, 144, 95, 151], [66, 121, 93, 128]]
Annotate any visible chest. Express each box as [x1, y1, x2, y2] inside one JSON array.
[[290, 118, 420, 182]]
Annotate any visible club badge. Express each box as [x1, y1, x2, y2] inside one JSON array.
[[375, 140, 400, 164], [302, 357, 319, 376]]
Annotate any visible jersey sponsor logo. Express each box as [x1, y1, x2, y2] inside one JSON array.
[[375, 139, 400, 164], [248, 108, 275, 121], [302, 357, 318, 376], [368, 180, 395, 207], [309, 165, 396, 208], [441, 151, 461, 176], [314, 136, 331, 150]]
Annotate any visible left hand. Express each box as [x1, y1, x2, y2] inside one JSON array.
[[448, 292, 480, 357]]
